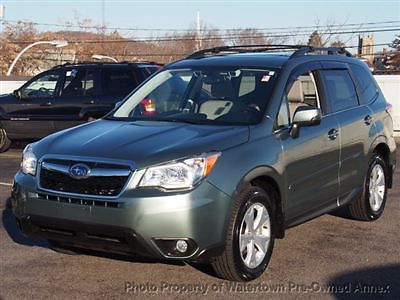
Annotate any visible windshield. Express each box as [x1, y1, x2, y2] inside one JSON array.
[[112, 67, 278, 125]]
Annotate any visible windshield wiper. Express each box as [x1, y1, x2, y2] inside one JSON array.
[[123, 116, 206, 124]]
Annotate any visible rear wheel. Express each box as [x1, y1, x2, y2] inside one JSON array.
[[348, 154, 388, 221], [0, 128, 12, 153], [211, 186, 276, 281]]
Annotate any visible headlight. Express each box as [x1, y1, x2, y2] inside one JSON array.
[[139, 152, 221, 190], [21, 144, 37, 176]]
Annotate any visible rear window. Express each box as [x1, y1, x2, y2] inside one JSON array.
[[350, 64, 378, 104], [321, 70, 359, 112], [101, 69, 138, 96]]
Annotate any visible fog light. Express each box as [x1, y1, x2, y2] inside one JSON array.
[[176, 240, 188, 253]]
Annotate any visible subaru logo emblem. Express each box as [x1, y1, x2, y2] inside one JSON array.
[[69, 163, 91, 179]]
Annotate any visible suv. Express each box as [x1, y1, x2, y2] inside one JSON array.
[[11, 45, 396, 281], [0, 61, 161, 152]]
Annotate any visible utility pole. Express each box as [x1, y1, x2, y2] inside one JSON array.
[[196, 10, 201, 51]]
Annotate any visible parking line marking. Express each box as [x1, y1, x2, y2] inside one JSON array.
[[0, 182, 12, 187]]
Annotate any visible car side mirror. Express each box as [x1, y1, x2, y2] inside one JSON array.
[[13, 89, 22, 99], [290, 106, 322, 138]]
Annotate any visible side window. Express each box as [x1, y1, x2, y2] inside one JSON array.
[[276, 96, 290, 129], [20, 72, 60, 99], [102, 69, 138, 96], [61, 69, 95, 97], [320, 70, 359, 112], [350, 64, 378, 104], [285, 72, 321, 121]]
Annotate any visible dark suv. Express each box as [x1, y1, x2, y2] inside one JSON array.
[[0, 61, 161, 152], [11, 45, 396, 281]]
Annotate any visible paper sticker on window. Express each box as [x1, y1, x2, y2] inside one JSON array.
[[261, 75, 271, 82]]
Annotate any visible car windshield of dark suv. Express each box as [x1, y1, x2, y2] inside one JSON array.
[[112, 68, 278, 125]]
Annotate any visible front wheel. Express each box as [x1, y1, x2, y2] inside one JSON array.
[[0, 128, 12, 153], [348, 154, 388, 221], [211, 186, 276, 281]]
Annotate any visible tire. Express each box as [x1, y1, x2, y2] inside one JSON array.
[[348, 154, 388, 221], [0, 128, 12, 153], [48, 240, 81, 255], [211, 186, 276, 281]]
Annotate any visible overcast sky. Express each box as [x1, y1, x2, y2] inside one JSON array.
[[1, 0, 399, 48]]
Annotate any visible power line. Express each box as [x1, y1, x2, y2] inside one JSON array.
[[6, 27, 400, 44], [4, 19, 400, 32]]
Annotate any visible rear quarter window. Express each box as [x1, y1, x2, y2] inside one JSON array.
[[350, 64, 379, 104], [320, 70, 359, 113]]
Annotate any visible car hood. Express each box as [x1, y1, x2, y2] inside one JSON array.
[[34, 119, 249, 169]]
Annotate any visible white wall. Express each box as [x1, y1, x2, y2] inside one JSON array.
[[0, 81, 26, 95], [374, 75, 400, 132], [1, 75, 399, 130]]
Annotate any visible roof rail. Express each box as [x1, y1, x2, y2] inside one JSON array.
[[51, 60, 163, 69], [291, 46, 352, 58], [186, 44, 352, 59], [186, 44, 304, 59]]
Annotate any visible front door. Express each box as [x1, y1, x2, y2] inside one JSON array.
[[278, 64, 341, 224], [2, 70, 62, 139]]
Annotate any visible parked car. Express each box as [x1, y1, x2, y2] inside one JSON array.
[[11, 45, 396, 281], [0, 61, 161, 152]]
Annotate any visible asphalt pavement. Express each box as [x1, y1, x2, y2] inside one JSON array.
[[0, 144, 399, 300]]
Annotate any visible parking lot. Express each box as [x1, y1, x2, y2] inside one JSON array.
[[0, 145, 399, 299]]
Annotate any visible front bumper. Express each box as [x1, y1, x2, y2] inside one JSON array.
[[11, 171, 233, 261]]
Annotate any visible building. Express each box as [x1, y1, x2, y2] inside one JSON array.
[[358, 35, 375, 65]]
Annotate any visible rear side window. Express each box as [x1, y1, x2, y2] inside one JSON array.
[[321, 70, 359, 112], [62, 69, 95, 97], [102, 69, 138, 96], [350, 64, 378, 104]]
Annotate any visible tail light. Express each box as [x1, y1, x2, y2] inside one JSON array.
[[386, 102, 393, 115], [140, 98, 156, 115]]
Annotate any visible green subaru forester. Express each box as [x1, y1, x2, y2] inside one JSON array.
[[11, 45, 396, 281]]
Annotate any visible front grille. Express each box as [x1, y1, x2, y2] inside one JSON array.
[[39, 159, 131, 197], [38, 193, 121, 208]]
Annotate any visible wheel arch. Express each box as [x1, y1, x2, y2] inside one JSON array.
[[237, 166, 286, 239], [369, 135, 392, 188]]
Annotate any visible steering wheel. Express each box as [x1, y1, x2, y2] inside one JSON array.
[[38, 87, 50, 96]]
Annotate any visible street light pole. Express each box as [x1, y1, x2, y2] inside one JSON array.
[[6, 40, 68, 76]]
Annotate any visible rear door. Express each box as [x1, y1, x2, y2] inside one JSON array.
[[278, 62, 341, 223], [54, 67, 100, 131], [319, 62, 375, 202], [2, 70, 62, 138]]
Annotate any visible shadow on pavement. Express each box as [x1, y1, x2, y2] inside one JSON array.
[[2, 197, 48, 247], [328, 264, 400, 299]]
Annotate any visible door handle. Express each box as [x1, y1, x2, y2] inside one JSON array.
[[364, 115, 373, 125], [40, 102, 52, 106], [328, 128, 339, 140]]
